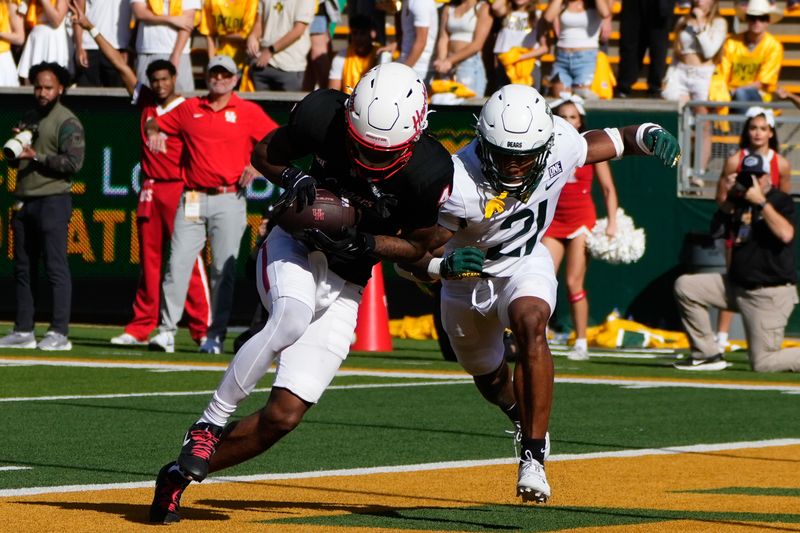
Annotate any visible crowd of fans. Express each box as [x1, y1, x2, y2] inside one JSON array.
[[0, 0, 798, 103]]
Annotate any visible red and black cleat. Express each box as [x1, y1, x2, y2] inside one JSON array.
[[177, 422, 223, 482], [149, 462, 190, 524]]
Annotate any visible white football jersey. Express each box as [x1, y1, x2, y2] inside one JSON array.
[[439, 115, 588, 277]]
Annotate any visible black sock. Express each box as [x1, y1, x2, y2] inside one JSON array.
[[521, 437, 547, 465], [502, 402, 519, 424]]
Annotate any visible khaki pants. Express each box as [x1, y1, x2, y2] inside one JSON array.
[[674, 272, 800, 372]]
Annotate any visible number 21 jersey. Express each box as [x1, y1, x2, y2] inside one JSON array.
[[439, 115, 588, 277]]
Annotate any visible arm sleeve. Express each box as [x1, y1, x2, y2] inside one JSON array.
[[411, 0, 432, 27], [696, 18, 727, 61], [757, 38, 783, 92], [250, 102, 279, 142], [294, 0, 315, 24], [155, 99, 186, 135], [42, 117, 85, 175]]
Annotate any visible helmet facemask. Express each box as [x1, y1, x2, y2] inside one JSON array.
[[345, 114, 416, 182], [477, 132, 553, 203]]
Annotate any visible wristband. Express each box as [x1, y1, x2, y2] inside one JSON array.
[[267, 45, 276, 55], [758, 200, 768, 209], [427, 258, 443, 280], [89, 27, 100, 39], [635, 122, 661, 155]]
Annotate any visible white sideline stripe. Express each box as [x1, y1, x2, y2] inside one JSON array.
[[0, 358, 468, 379], [0, 380, 470, 403], [1, 438, 799, 498], [0, 467, 31, 472], [557, 376, 800, 393]]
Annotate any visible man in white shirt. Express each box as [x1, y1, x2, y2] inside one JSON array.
[[73, 0, 132, 86], [130, 0, 199, 92], [398, 0, 438, 84], [246, 0, 315, 91]]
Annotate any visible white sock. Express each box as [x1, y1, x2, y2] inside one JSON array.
[[574, 338, 588, 351], [716, 331, 729, 346]]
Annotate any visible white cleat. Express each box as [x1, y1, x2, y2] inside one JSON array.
[[110, 333, 146, 346], [517, 449, 551, 503], [148, 331, 175, 353], [567, 345, 589, 361]]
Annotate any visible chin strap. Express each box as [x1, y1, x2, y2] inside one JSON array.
[[484, 191, 508, 219]]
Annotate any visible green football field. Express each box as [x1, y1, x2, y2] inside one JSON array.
[[1, 324, 799, 532]]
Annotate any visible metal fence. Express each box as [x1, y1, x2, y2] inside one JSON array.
[[678, 100, 800, 199]]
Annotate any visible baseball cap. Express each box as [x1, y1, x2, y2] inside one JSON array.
[[740, 153, 768, 177], [207, 55, 237, 75]]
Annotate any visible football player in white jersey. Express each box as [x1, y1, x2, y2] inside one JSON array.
[[399, 84, 680, 503]]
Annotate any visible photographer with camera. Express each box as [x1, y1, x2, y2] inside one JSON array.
[[674, 153, 800, 372], [0, 62, 85, 351]]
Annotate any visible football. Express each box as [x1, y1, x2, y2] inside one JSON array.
[[273, 188, 358, 238]]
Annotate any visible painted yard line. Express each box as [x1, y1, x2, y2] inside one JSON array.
[[0, 380, 471, 403], [2, 357, 799, 392], [0, 467, 31, 472], [557, 376, 800, 393], [551, 349, 659, 360], [2, 438, 798, 498], [0, 358, 467, 378]]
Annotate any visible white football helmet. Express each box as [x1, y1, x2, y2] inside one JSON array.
[[345, 62, 428, 181], [476, 85, 554, 201]]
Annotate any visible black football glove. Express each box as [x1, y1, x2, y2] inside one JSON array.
[[304, 227, 376, 261], [277, 166, 316, 212], [440, 247, 485, 280]]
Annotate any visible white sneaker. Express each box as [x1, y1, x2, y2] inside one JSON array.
[[148, 331, 175, 353], [37, 331, 72, 351], [517, 449, 551, 503], [0, 330, 36, 349], [110, 333, 146, 346], [567, 345, 589, 361]]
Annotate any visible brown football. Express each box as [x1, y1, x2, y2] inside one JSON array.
[[273, 188, 358, 238]]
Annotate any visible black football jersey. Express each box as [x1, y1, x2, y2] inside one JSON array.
[[284, 89, 454, 286]]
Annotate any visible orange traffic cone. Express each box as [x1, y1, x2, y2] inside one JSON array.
[[351, 263, 393, 352]]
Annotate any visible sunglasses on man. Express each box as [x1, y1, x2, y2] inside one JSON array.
[[746, 14, 770, 22]]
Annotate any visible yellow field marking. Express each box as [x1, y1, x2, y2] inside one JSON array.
[[4, 444, 799, 532]]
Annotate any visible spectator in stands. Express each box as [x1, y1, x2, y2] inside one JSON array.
[[662, 0, 727, 178], [543, 0, 612, 99], [712, 106, 790, 353], [70, 0, 212, 347], [246, 0, 314, 90], [0, 0, 24, 86], [146, 55, 277, 354], [382, 0, 439, 84], [0, 62, 84, 351], [433, 0, 492, 97], [197, 0, 258, 72], [615, 0, 676, 98], [491, 0, 548, 91], [304, 0, 339, 90], [328, 13, 379, 93], [350, 0, 389, 45], [71, 0, 131, 87], [675, 152, 800, 372], [130, 0, 199, 93], [542, 93, 618, 361], [717, 0, 783, 106], [17, 0, 70, 83]]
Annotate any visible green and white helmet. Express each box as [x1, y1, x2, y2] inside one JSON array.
[[476, 85, 554, 202]]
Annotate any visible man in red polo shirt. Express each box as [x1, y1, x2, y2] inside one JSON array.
[[148, 54, 278, 354], [69, 3, 211, 347]]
